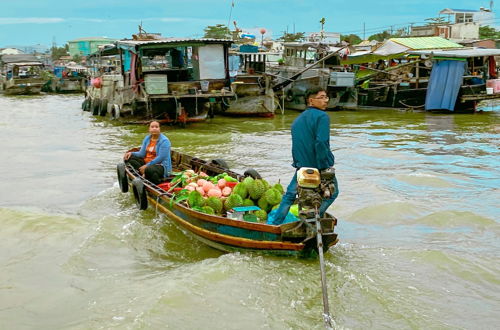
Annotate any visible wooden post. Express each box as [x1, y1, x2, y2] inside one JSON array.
[[415, 60, 420, 89]]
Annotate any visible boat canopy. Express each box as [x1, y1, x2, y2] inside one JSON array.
[[408, 48, 500, 58], [344, 37, 464, 64]]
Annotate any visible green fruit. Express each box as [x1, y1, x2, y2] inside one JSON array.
[[290, 204, 299, 217], [206, 197, 223, 214], [257, 196, 270, 212], [188, 190, 205, 208], [248, 179, 265, 200], [254, 209, 268, 222], [201, 206, 215, 215], [273, 183, 284, 194], [243, 199, 255, 206], [224, 194, 243, 211], [264, 188, 282, 206], [261, 179, 270, 190], [242, 176, 254, 188], [233, 183, 248, 199]]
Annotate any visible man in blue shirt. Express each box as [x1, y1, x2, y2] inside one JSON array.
[[269, 87, 339, 225]]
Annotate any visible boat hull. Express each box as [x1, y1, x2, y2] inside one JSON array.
[[122, 150, 338, 257]]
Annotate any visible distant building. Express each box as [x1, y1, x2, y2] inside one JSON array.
[[306, 32, 341, 44], [439, 7, 494, 25], [0, 48, 24, 55], [68, 37, 117, 57], [411, 6, 496, 41], [4, 44, 49, 54]]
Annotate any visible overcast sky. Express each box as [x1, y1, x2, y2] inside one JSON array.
[[0, 0, 496, 47]]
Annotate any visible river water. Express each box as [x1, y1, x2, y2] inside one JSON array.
[[0, 94, 498, 329]]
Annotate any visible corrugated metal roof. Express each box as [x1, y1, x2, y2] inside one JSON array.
[[69, 37, 116, 42], [118, 38, 232, 46], [0, 54, 41, 64], [408, 48, 500, 58], [390, 37, 463, 50], [440, 8, 479, 14]]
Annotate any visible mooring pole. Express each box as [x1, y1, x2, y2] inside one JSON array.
[[315, 207, 334, 329]]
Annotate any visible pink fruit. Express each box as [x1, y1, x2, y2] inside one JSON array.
[[203, 181, 215, 192], [222, 186, 231, 196], [186, 185, 195, 191], [197, 179, 207, 187], [188, 182, 198, 188], [199, 171, 208, 177], [196, 187, 205, 196], [217, 179, 227, 189], [207, 188, 222, 198]]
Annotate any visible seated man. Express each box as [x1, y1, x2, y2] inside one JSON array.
[[123, 120, 172, 185]]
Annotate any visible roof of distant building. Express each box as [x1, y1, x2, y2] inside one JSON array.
[[390, 37, 463, 50], [440, 8, 482, 14], [68, 37, 117, 42]]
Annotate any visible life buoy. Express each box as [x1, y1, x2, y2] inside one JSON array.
[[116, 163, 128, 193], [211, 159, 229, 170], [99, 100, 108, 116], [132, 178, 148, 210], [244, 168, 262, 179]]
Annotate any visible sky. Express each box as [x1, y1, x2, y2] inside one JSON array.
[[0, 0, 496, 48]]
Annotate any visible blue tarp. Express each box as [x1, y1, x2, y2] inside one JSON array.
[[425, 60, 465, 111], [123, 51, 132, 72]]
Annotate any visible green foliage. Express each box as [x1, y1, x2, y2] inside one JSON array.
[[479, 25, 500, 39], [368, 30, 392, 42], [279, 32, 305, 42], [341, 34, 362, 45], [51, 45, 69, 61], [203, 24, 231, 39], [425, 17, 446, 25]]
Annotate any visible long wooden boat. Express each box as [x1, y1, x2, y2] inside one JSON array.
[[117, 149, 338, 257]]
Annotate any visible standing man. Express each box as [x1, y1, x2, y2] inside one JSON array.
[[269, 87, 339, 225]]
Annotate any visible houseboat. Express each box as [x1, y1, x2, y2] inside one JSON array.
[[0, 54, 47, 95], [225, 48, 280, 117], [268, 42, 357, 111], [347, 37, 500, 112], [83, 34, 236, 124]]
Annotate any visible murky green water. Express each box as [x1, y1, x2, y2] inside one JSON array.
[[0, 94, 499, 329]]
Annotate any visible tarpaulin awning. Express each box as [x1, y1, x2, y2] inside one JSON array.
[[425, 60, 466, 111]]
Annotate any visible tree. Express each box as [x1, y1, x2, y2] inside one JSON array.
[[279, 32, 305, 42], [203, 24, 230, 39], [51, 45, 69, 61], [72, 54, 82, 63], [341, 34, 362, 45], [425, 17, 446, 25], [368, 30, 392, 42], [479, 25, 500, 39]]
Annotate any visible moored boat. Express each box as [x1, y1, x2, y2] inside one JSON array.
[[0, 54, 48, 95], [117, 149, 338, 257]]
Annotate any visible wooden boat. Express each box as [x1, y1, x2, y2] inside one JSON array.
[[0, 54, 47, 95], [117, 149, 339, 257]]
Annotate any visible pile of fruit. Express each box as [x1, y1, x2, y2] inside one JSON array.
[[160, 169, 284, 223]]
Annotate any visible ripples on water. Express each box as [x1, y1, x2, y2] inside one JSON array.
[[0, 95, 498, 329]]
